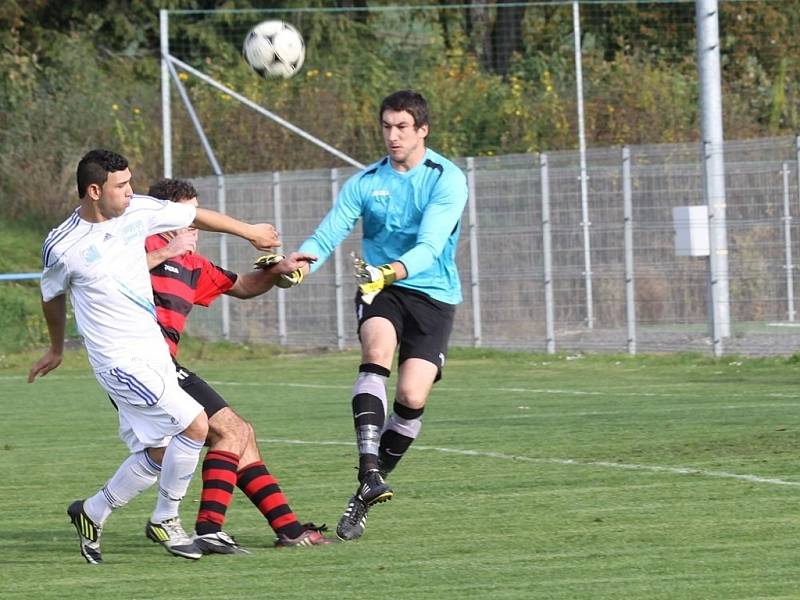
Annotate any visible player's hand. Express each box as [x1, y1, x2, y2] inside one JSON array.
[[253, 251, 315, 289], [352, 252, 397, 305], [275, 252, 316, 276], [247, 223, 281, 251], [27, 349, 63, 383], [164, 229, 197, 258]]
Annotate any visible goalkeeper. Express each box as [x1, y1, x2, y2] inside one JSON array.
[[275, 90, 468, 541]]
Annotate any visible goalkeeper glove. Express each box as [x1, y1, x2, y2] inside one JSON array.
[[253, 252, 285, 269], [352, 253, 397, 305], [254, 252, 304, 289], [275, 269, 304, 289]]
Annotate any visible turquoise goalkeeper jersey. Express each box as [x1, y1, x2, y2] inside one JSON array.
[[298, 148, 468, 305]]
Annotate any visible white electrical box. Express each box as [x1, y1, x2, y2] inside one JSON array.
[[673, 206, 710, 257]]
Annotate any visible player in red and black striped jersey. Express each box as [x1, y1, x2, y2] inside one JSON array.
[[145, 178, 330, 553]]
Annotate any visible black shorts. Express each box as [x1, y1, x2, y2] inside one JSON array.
[[355, 285, 456, 381], [173, 359, 229, 419]]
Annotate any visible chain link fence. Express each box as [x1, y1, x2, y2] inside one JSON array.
[[185, 135, 800, 356]]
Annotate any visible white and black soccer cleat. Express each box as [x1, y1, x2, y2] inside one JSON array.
[[67, 500, 103, 565], [145, 517, 202, 560]]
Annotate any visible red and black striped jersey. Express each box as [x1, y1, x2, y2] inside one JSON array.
[[146, 234, 237, 357]]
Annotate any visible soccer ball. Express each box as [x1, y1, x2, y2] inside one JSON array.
[[243, 20, 305, 79]]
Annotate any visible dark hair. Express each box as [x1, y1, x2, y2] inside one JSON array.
[[379, 90, 430, 131], [147, 178, 198, 202], [76, 149, 128, 198]]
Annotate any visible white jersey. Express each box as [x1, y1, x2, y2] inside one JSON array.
[[40, 195, 196, 371]]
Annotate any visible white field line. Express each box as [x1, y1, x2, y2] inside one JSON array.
[[6, 374, 800, 405], [259, 438, 800, 488]]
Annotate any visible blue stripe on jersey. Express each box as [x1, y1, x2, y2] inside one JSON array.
[[42, 211, 81, 268], [114, 277, 157, 319], [109, 368, 159, 406]]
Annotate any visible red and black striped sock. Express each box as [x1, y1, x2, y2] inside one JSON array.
[[195, 449, 239, 536], [237, 461, 303, 539]]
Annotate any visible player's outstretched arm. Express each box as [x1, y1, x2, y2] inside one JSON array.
[[192, 207, 280, 251], [28, 295, 67, 383], [231, 251, 317, 298]]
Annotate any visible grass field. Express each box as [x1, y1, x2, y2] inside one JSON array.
[[2, 346, 800, 599]]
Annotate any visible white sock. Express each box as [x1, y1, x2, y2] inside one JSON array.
[[151, 434, 204, 523], [84, 450, 161, 526]]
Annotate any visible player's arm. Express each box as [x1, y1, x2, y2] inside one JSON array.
[[146, 230, 197, 270], [229, 252, 317, 298], [296, 175, 365, 275], [28, 294, 67, 382], [192, 207, 280, 252]]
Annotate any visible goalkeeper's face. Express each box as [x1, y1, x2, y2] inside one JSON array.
[[381, 109, 429, 172]]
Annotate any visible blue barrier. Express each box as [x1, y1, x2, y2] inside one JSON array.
[[0, 272, 42, 281]]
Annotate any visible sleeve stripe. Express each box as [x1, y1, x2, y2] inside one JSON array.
[[42, 211, 80, 268]]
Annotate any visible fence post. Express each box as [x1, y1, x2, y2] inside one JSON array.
[[572, 2, 593, 330], [273, 172, 287, 346], [216, 175, 230, 340], [331, 168, 346, 350], [796, 136, 800, 215], [697, 0, 730, 355], [782, 162, 795, 322], [466, 157, 482, 347], [159, 9, 172, 178], [622, 147, 637, 354], [541, 154, 555, 354]]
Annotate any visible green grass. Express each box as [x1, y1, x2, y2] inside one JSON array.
[[2, 347, 800, 599]]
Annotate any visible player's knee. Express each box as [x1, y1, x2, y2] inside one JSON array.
[[208, 409, 250, 448], [184, 410, 209, 442], [146, 445, 166, 465], [395, 387, 428, 410]]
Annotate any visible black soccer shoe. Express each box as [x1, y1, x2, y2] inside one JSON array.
[[357, 469, 393, 506], [336, 495, 369, 541], [193, 530, 251, 555], [67, 500, 103, 565]]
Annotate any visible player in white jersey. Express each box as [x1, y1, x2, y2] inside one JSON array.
[[27, 149, 280, 564]]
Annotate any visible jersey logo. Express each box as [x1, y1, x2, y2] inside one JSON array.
[[164, 264, 179, 274], [103, 233, 113, 242], [81, 244, 101, 264], [121, 220, 145, 244], [371, 190, 390, 198]]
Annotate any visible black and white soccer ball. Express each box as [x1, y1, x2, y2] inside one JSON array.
[[242, 20, 305, 79]]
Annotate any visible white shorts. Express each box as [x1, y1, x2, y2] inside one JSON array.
[[96, 355, 204, 453]]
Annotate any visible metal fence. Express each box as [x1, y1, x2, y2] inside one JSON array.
[[184, 135, 800, 357]]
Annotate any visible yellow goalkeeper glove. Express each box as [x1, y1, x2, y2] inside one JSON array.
[[352, 253, 397, 304], [254, 252, 304, 289], [275, 268, 304, 289], [253, 252, 285, 269]]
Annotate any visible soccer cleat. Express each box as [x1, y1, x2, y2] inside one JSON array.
[[357, 469, 393, 506], [336, 494, 369, 541], [67, 500, 103, 565], [145, 517, 202, 560], [193, 530, 251, 555], [274, 522, 333, 548]]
